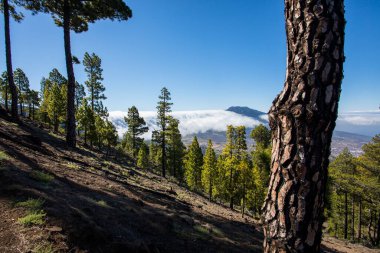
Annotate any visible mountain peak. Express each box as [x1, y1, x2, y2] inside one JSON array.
[[226, 106, 266, 119]]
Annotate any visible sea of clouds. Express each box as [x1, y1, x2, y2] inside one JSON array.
[[108, 109, 380, 139], [108, 110, 266, 139]]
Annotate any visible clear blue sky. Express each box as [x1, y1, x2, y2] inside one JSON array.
[[1, 0, 379, 112]]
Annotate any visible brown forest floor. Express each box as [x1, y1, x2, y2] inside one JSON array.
[[0, 113, 379, 253]]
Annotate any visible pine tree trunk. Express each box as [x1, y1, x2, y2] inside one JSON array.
[[54, 114, 58, 132], [261, 1, 345, 252], [209, 179, 212, 201], [32, 104, 35, 120], [162, 133, 166, 178], [358, 198, 362, 241], [351, 195, 355, 241], [242, 184, 246, 218], [63, 0, 76, 148], [5, 85, 8, 111], [344, 192, 348, 239], [376, 212, 380, 246], [3, 0, 18, 120]]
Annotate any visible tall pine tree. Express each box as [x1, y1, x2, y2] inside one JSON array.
[[123, 106, 148, 159], [156, 87, 172, 177]]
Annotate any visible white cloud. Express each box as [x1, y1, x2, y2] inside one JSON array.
[[108, 109, 380, 139], [108, 110, 265, 139], [337, 111, 380, 126]]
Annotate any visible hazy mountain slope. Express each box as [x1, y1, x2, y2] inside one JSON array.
[[0, 114, 377, 253]]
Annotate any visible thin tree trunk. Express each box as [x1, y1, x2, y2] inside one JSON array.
[[84, 127, 87, 145], [54, 114, 58, 132], [358, 197, 362, 241], [63, 0, 76, 148], [5, 85, 8, 110], [351, 195, 355, 241], [261, 1, 345, 252], [369, 210, 375, 245], [230, 196, 234, 210], [162, 131, 166, 177], [242, 183, 246, 218], [345, 192, 348, 239], [376, 212, 380, 246], [3, 0, 18, 120], [32, 104, 35, 120], [209, 179, 212, 201]]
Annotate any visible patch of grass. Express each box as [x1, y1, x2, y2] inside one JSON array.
[[30, 171, 54, 183], [0, 151, 9, 161], [66, 162, 80, 170], [33, 243, 54, 253], [194, 224, 209, 235], [18, 211, 46, 226], [15, 198, 44, 210], [209, 226, 224, 237], [96, 200, 109, 208]]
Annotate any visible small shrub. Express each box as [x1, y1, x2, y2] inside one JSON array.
[[66, 162, 80, 170], [30, 171, 54, 183], [15, 198, 44, 210], [33, 243, 54, 253], [0, 151, 9, 162], [18, 211, 46, 226], [96, 200, 109, 208], [194, 224, 209, 235]]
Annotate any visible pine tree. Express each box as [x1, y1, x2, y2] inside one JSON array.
[[137, 142, 149, 170], [29, 90, 39, 120], [250, 124, 271, 149], [13, 68, 30, 116], [83, 52, 106, 114], [21, 0, 132, 147], [0, 71, 9, 110], [167, 117, 185, 180], [48, 68, 67, 87], [262, 0, 345, 251], [156, 87, 173, 177], [184, 136, 203, 192], [103, 119, 118, 158], [201, 140, 217, 201], [75, 82, 85, 111], [149, 130, 161, 171], [1, 0, 23, 119], [238, 151, 251, 217], [76, 98, 95, 146], [47, 82, 66, 132], [123, 106, 148, 159]]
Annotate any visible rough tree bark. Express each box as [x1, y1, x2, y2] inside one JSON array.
[[261, 0, 345, 252], [63, 0, 76, 148], [3, 0, 18, 120]]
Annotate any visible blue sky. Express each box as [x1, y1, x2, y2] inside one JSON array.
[[1, 0, 379, 113]]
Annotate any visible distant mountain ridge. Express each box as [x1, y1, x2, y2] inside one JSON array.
[[108, 106, 374, 157], [226, 106, 267, 121]]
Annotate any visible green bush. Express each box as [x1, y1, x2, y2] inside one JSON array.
[[18, 211, 46, 226], [30, 171, 54, 183], [15, 198, 45, 210]]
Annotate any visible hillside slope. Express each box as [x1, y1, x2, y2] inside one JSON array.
[[0, 115, 377, 253]]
